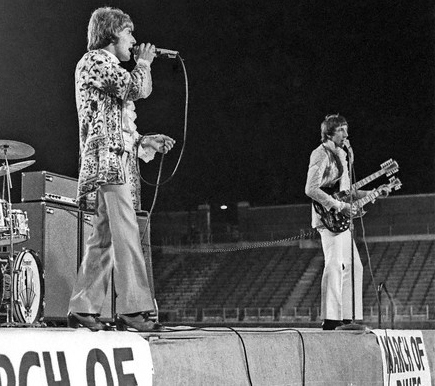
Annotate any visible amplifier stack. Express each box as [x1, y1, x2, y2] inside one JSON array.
[[12, 171, 153, 324], [21, 171, 78, 207]]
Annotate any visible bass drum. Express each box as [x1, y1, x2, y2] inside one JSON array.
[[12, 250, 44, 324]]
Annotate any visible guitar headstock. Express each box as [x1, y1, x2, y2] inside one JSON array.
[[380, 159, 399, 176], [386, 176, 402, 192]]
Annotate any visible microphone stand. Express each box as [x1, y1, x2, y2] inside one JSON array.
[[377, 282, 395, 329], [337, 144, 365, 331], [349, 154, 358, 324]]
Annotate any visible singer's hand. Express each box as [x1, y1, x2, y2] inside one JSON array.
[[134, 43, 156, 64], [141, 134, 175, 154]]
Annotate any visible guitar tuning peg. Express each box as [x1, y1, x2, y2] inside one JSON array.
[[381, 159, 392, 167]]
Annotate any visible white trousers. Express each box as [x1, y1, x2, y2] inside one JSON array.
[[318, 228, 363, 320]]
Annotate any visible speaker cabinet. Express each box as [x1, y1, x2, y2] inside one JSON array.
[[14, 202, 80, 321]]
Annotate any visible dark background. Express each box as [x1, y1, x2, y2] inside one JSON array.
[[0, 0, 434, 216]]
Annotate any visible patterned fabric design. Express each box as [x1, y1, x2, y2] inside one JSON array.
[[125, 138, 158, 211], [126, 145, 142, 211], [75, 49, 152, 210], [122, 100, 156, 211]]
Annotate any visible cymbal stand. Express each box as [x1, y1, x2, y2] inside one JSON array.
[[2, 145, 16, 325]]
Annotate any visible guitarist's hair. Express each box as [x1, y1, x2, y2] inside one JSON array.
[[321, 114, 348, 142]]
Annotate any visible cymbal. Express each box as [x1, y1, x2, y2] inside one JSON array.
[[0, 140, 35, 159], [0, 160, 35, 177]]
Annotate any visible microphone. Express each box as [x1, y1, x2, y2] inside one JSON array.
[[155, 48, 179, 58], [343, 139, 354, 162], [132, 46, 179, 59]]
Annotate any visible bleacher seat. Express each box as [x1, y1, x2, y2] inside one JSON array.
[[152, 239, 435, 321]]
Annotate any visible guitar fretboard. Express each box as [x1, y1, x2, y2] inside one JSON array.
[[354, 169, 387, 190], [355, 189, 382, 209], [355, 178, 401, 209]]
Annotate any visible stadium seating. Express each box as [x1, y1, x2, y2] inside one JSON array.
[[153, 239, 435, 321]]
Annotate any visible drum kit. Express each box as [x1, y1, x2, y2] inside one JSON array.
[[0, 140, 43, 326]]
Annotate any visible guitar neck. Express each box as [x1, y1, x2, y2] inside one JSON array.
[[355, 189, 381, 209], [353, 169, 386, 191]]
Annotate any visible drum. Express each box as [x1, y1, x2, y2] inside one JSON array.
[[12, 250, 44, 324], [0, 205, 30, 246], [11, 210, 30, 243], [0, 257, 10, 308], [0, 200, 8, 230]]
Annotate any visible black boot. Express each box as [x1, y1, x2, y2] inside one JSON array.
[[115, 312, 164, 332], [322, 319, 344, 330], [67, 312, 109, 332]]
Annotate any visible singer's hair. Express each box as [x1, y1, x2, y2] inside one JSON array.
[[320, 114, 348, 142], [87, 7, 134, 51]]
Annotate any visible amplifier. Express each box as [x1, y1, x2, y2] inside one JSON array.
[[21, 171, 78, 207]]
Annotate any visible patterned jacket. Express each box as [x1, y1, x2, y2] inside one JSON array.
[[75, 49, 152, 210]]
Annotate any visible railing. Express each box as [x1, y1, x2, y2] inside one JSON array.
[[279, 307, 313, 322], [159, 305, 434, 324], [244, 307, 275, 322]]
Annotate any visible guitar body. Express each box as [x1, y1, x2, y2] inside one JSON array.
[[312, 184, 349, 232], [334, 189, 350, 201], [312, 200, 351, 233]]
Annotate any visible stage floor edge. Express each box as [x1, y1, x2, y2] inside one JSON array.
[[0, 326, 434, 385]]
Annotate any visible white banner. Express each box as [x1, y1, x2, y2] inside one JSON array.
[[0, 329, 153, 385], [373, 329, 432, 386]]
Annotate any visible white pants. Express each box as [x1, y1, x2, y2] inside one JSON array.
[[318, 228, 363, 320]]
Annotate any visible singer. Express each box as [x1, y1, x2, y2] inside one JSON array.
[[68, 6, 175, 331], [305, 114, 371, 330]]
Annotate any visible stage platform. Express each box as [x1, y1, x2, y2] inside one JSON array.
[[0, 325, 434, 385]]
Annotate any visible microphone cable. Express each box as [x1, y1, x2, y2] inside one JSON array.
[[138, 53, 188, 238], [141, 52, 188, 190], [155, 325, 307, 386]]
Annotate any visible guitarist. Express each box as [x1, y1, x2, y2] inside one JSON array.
[[305, 114, 387, 330]]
